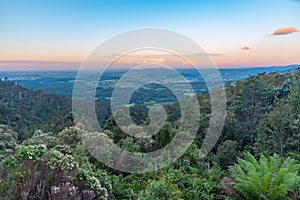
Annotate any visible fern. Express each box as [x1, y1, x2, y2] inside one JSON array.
[[229, 152, 300, 200]]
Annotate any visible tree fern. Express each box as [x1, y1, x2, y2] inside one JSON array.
[[228, 152, 300, 200]]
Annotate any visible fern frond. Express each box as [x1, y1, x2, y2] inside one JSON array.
[[269, 154, 280, 172], [229, 153, 300, 200]]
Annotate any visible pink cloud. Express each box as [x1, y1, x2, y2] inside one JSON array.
[[241, 46, 250, 50], [272, 26, 299, 35]]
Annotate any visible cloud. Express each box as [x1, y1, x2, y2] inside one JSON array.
[[241, 46, 250, 50], [272, 26, 299, 35]]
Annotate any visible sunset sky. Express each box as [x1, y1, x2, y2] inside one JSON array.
[[0, 0, 300, 70]]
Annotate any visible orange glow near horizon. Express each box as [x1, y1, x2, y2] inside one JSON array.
[[1, 32, 300, 70]]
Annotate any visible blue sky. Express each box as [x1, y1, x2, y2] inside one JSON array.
[[0, 0, 299, 70]]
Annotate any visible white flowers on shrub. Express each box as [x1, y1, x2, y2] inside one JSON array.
[[49, 149, 79, 171]]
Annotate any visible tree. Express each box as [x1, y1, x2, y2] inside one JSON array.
[[22, 130, 57, 148], [117, 137, 141, 152], [254, 99, 300, 156], [229, 77, 273, 146], [211, 140, 239, 169], [57, 126, 81, 148], [154, 122, 173, 149], [129, 104, 149, 125], [289, 80, 300, 114]]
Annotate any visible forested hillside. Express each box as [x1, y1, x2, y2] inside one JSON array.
[[0, 79, 72, 140], [0, 79, 111, 141], [0, 69, 300, 199]]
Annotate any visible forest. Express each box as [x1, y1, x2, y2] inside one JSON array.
[[0, 68, 300, 200]]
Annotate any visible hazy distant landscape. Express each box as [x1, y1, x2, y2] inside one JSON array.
[[1, 65, 298, 104]]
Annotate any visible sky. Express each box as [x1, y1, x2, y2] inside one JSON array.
[[0, 0, 300, 70]]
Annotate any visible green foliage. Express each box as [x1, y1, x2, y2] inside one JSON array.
[[138, 175, 183, 200], [53, 144, 72, 155], [174, 143, 200, 170], [22, 130, 57, 148], [229, 152, 300, 200], [49, 149, 79, 171], [117, 137, 141, 152], [228, 77, 273, 146], [1, 68, 300, 199], [129, 104, 149, 125], [274, 78, 296, 99], [71, 143, 89, 166], [1, 145, 49, 199], [76, 163, 110, 199], [289, 80, 300, 114], [155, 122, 173, 149], [0, 144, 110, 199], [112, 164, 225, 200], [57, 126, 81, 147], [0, 125, 17, 150], [0, 80, 73, 141], [15, 144, 46, 161], [211, 140, 239, 169], [170, 164, 224, 200], [111, 174, 148, 199], [254, 98, 300, 156]]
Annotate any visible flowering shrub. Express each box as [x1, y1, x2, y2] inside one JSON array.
[[49, 149, 79, 171], [15, 144, 46, 161], [76, 163, 110, 199], [23, 130, 57, 148], [0, 125, 17, 151], [0, 144, 110, 199]]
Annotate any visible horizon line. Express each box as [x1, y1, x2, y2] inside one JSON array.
[[0, 64, 299, 72]]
